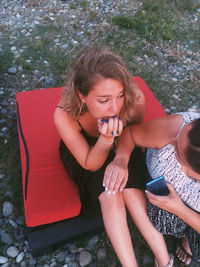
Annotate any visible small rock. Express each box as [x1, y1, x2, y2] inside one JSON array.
[[0, 174, 5, 179], [1, 231, 13, 244], [9, 219, 18, 228], [18, 66, 23, 71], [69, 244, 77, 253], [3, 201, 14, 217], [79, 251, 92, 267], [1, 127, 7, 133], [6, 246, 19, 258], [16, 251, 24, 263], [172, 94, 180, 100], [11, 46, 16, 51], [8, 67, 17, 74], [20, 260, 27, 267], [68, 262, 79, 267], [29, 257, 37, 265], [164, 108, 171, 114], [88, 236, 99, 248], [50, 261, 57, 267], [65, 254, 75, 263], [97, 248, 106, 260], [0, 256, 8, 264]]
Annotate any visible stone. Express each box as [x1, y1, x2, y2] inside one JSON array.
[[79, 251, 92, 267], [9, 219, 18, 228], [16, 252, 24, 263], [20, 261, 27, 267], [65, 254, 75, 263], [1, 231, 13, 244], [0, 174, 5, 179], [3, 201, 14, 216], [97, 248, 106, 260], [6, 246, 19, 258], [88, 236, 99, 248], [8, 67, 17, 74], [68, 262, 79, 267], [50, 261, 57, 267], [0, 257, 8, 264]]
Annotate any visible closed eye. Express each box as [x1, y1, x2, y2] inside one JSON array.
[[99, 99, 109, 103]]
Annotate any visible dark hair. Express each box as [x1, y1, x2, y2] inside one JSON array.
[[61, 46, 140, 122], [186, 118, 200, 174]]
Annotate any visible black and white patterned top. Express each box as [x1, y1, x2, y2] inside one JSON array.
[[146, 112, 200, 212]]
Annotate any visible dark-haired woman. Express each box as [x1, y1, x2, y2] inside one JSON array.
[[104, 112, 200, 267]]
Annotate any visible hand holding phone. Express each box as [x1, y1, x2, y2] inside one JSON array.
[[146, 176, 169, 196]]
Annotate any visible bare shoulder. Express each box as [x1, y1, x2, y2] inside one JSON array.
[[131, 114, 184, 149], [135, 88, 145, 104], [54, 106, 80, 132], [133, 88, 145, 124], [156, 114, 183, 136]]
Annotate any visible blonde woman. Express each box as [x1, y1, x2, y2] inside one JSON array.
[[54, 46, 147, 267]]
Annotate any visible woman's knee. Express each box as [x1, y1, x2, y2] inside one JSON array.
[[99, 191, 124, 209], [123, 188, 146, 202]]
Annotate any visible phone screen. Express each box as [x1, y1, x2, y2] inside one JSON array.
[[146, 176, 169, 196]]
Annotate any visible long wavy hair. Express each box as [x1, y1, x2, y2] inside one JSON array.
[[60, 46, 140, 124]]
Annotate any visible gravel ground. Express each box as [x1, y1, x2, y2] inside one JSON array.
[[0, 0, 200, 266]]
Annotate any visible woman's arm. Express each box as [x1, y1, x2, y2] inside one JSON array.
[[146, 183, 200, 233], [103, 90, 145, 194], [103, 114, 183, 194], [54, 108, 122, 171]]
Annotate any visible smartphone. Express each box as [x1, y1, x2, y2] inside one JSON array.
[[146, 176, 169, 196]]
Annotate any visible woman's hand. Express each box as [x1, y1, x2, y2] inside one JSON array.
[[103, 156, 128, 195], [98, 116, 123, 139], [145, 183, 184, 215]]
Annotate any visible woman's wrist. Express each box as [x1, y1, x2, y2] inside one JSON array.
[[114, 154, 129, 166], [98, 134, 115, 145]]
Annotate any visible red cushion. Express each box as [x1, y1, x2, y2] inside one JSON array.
[[16, 77, 166, 227], [133, 77, 166, 121], [16, 87, 81, 227]]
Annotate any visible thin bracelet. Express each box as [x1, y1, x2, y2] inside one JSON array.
[[98, 135, 114, 145]]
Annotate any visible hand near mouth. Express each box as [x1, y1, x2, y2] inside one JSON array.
[[98, 115, 123, 139]]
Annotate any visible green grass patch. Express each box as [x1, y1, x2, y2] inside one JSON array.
[[112, 0, 200, 42], [80, 0, 89, 11], [112, 11, 177, 41]]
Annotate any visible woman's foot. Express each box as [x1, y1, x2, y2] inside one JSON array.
[[176, 236, 192, 265], [154, 255, 174, 267]]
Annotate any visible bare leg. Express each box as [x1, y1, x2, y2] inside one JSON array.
[[99, 191, 138, 267], [123, 188, 170, 267]]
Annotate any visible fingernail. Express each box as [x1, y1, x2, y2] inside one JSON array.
[[108, 191, 111, 195], [112, 191, 115, 195], [186, 259, 191, 265], [105, 187, 108, 192], [120, 188, 123, 192], [119, 116, 121, 120], [103, 183, 105, 187]]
